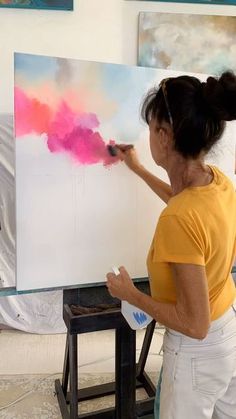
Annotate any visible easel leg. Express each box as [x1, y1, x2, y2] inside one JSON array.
[[62, 332, 69, 396], [69, 334, 78, 419], [115, 324, 136, 419], [136, 320, 156, 397], [137, 320, 156, 377]]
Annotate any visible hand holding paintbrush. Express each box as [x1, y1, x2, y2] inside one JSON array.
[[107, 144, 143, 174]]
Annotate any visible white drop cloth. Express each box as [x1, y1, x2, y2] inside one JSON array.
[[0, 114, 65, 333]]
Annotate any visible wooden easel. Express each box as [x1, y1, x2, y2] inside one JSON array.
[[55, 282, 157, 419]]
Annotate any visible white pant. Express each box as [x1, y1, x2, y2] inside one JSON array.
[[160, 302, 236, 419]]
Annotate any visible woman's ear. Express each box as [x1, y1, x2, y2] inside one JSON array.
[[159, 126, 174, 149], [158, 128, 169, 148]]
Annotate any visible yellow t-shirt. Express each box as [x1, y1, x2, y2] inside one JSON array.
[[147, 166, 236, 320]]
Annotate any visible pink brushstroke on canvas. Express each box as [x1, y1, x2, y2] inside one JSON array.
[[14, 87, 119, 167]]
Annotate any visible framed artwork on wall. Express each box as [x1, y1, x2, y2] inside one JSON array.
[[0, 1, 73, 10], [138, 12, 236, 75], [127, 0, 236, 4]]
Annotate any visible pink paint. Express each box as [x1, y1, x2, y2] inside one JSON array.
[[15, 87, 119, 167], [76, 113, 99, 130], [15, 87, 53, 137], [47, 101, 76, 144], [48, 127, 114, 165]]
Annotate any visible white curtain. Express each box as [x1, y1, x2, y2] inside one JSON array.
[[0, 114, 65, 333]]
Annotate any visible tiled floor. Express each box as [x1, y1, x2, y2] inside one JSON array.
[[0, 327, 163, 418]]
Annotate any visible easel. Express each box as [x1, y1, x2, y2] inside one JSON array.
[[1, 268, 235, 418], [55, 281, 157, 419]]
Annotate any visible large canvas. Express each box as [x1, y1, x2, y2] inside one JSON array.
[[139, 12, 236, 75], [14, 53, 236, 291], [0, 1, 73, 10]]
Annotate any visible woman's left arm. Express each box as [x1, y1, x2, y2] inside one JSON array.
[[106, 264, 211, 339]]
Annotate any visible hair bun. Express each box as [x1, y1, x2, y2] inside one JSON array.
[[202, 71, 236, 121]]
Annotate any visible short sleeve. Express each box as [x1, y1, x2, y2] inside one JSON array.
[[153, 215, 205, 265]]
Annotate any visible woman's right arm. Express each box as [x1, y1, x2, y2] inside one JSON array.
[[134, 165, 172, 204], [115, 145, 172, 204]]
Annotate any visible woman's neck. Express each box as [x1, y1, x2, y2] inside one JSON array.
[[167, 155, 214, 196]]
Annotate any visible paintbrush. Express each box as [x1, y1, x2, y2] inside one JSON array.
[[107, 144, 134, 157]]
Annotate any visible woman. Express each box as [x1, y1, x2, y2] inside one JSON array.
[[106, 71, 236, 419]]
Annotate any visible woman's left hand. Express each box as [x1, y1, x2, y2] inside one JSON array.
[[106, 266, 137, 302]]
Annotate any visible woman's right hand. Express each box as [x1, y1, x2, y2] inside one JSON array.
[[115, 144, 143, 174]]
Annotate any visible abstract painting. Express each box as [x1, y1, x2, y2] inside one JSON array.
[[139, 12, 236, 75], [128, 0, 236, 5], [0, 0, 73, 10], [14, 52, 163, 290], [14, 53, 157, 168], [14, 53, 236, 291]]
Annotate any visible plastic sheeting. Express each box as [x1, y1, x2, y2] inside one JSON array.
[[0, 114, 65, 333]]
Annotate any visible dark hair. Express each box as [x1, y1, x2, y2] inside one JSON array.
[[141, 71, 236, 158]]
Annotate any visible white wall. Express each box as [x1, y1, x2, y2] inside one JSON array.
[[0, 0, 236, 113]]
